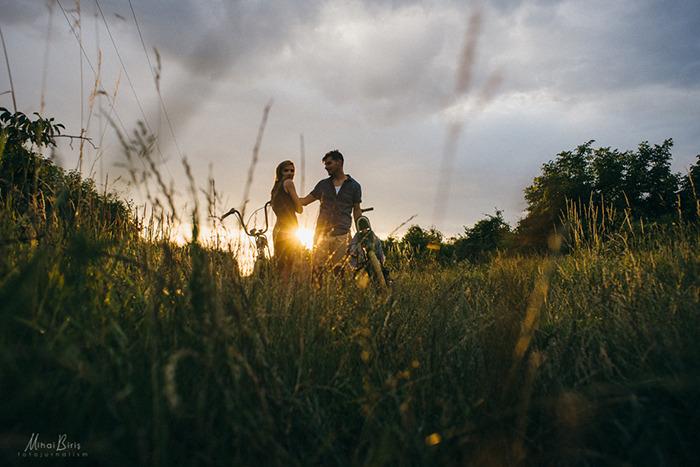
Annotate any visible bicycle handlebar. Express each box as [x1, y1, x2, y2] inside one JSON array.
[[220, 201, 271, 237]]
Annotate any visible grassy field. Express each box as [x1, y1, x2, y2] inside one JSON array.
[[1, 193, 699, 466]]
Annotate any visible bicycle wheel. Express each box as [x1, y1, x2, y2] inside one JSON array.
[[367, 250, 388, 292]]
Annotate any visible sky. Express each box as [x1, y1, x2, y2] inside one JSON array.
[[1, 0, 699, 242]]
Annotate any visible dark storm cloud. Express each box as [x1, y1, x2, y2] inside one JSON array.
[[626, 1, 700, 87], [41, 0, 469, 124], [4, 0, 698, 102], [0, 0, 44, 24], [475, 0, 700, 113], [107, 0, 322, 80]]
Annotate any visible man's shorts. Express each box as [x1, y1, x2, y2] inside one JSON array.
[[312, 233, 350, 270]]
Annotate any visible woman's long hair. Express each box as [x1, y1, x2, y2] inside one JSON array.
[[271, 160, 294, 199]]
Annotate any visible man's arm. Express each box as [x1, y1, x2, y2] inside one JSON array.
[[353, 202, 362, 222], [300, 193, 317, 206], [353, 181, 362, 223]]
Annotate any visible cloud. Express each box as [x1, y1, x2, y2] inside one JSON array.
[[87, 0, 474, 124], [116, 0, 320, 80], [284, 1, 467, 123], [0, 0, 45, 25], [481, 0, 700, 103]]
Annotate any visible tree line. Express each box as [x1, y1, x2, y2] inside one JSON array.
[[390, 139, 699, 264]]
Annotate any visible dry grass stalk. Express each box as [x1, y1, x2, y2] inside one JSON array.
[[240, 100, 273, 219]]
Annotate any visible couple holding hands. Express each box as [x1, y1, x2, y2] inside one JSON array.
[[270, 149, 362, 279]]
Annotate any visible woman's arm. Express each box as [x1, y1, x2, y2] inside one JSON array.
[[284, 179, 303, 213]]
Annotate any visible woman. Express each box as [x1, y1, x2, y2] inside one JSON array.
[[270, 160, 303, 279]]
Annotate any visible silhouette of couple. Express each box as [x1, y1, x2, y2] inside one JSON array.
[[270, 150, 361, 281]]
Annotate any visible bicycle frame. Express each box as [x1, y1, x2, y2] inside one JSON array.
[[356, 207, 377, 250], [220, 201, 271, 261]]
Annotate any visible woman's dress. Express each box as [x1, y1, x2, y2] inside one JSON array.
[[271, 186, 300, 273]]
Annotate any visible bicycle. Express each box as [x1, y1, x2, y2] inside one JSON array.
[[350, 207, 389, 291], [220, 201, 272, 275]]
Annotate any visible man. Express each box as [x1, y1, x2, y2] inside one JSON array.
[[301, 150, 362, 276]]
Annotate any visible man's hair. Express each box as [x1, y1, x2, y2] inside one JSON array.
[[323, 150, 344, 164]]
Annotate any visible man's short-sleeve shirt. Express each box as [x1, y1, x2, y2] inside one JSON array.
[[310, 175, 362, 236]]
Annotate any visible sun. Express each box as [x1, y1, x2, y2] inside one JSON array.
[[296, 228, 315, 250]]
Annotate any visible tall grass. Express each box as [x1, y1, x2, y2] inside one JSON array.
[[2, 167, 699, 466]]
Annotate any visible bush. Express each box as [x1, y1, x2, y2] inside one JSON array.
[[0, 107, 135, 244]]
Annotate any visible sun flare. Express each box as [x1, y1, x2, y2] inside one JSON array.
[[296, 228, 315, 250]]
